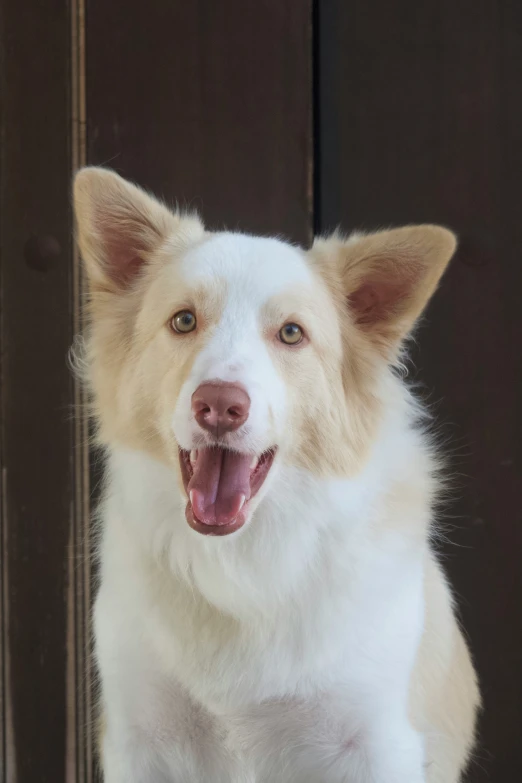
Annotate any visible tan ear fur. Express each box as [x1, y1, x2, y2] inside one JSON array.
[[313, 226, 457, 357], [73, 167, 203, 292]]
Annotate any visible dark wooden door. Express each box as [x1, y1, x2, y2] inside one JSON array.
[[0, 1, 79, 781], [1, 1, 312, 781], [1, 1, 520, 780], [318, 1, 522, 779]]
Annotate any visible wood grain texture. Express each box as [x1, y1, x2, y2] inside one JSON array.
[[85, 0, 313, 244], [0, 1, 74, 780], [318, 1, 522, 779]]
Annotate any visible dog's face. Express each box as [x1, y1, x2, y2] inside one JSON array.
[[74, 168, 456, 536]]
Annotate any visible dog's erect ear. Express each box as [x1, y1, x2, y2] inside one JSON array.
[[73, 167, 203, 291], [314, 225, 456, 355]]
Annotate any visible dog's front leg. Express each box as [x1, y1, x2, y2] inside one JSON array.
[[101, 730, 169, 783], [100, 693, 248, 783], [230, 693, 426, 783], [95, 595, 247, 783], [364, 708, 426, 783]]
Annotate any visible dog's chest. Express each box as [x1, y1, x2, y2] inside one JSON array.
[[138, 545, 423, 714]]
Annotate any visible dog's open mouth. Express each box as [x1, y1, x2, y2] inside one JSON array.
[[179, 447, 276, 535]]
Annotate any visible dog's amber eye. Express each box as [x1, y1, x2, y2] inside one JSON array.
[[279, 323, 303, 345], [171, 310, 197, 334]]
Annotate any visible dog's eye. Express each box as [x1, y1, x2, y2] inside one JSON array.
[[279, 323, 303, 345], [171, 310, 197, 334]]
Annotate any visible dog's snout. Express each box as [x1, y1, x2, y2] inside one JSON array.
[[192, 382, 250, 435]]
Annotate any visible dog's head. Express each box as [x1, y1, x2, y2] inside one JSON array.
[[74, 168, 456, 536]]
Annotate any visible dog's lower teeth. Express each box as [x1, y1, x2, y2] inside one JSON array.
[[238, 494, 246, 511], [190, 450, 198, 466], [250, 456, 259, 470]]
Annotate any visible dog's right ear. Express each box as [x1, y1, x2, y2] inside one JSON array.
[[73, 168, 203, 292]]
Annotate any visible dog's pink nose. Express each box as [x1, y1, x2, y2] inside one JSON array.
[[192, 383, 250, 435]]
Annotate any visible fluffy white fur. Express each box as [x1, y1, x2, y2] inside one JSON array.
[[73, 168, 479, 782]]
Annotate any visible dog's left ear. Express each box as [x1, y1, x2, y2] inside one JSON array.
[[313, 225, 456, 355]]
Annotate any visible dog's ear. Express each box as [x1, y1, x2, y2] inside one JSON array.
[[313, 225, 456, 356], [73, 167, 203, 292]]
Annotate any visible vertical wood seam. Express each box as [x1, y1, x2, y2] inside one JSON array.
[[70, 0, 92, 781], [0, 0, 7, 772]]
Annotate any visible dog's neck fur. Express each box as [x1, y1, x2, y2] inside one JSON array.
[[100, 375, 435, 624]]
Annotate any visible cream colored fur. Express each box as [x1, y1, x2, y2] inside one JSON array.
[[73, 168, 480, 782]]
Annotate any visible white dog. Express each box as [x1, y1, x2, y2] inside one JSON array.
[[73, 168, 479, 782]]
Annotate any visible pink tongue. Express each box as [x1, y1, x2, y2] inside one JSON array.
[[188, 448, 252, 526]]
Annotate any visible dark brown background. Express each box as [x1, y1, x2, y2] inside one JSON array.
[[1, 0, 520, 780]]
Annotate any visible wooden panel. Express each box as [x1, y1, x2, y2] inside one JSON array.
[[85, 0, 313, 244], [0, 1, 75, 780], [318, 1, 522, 779]]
